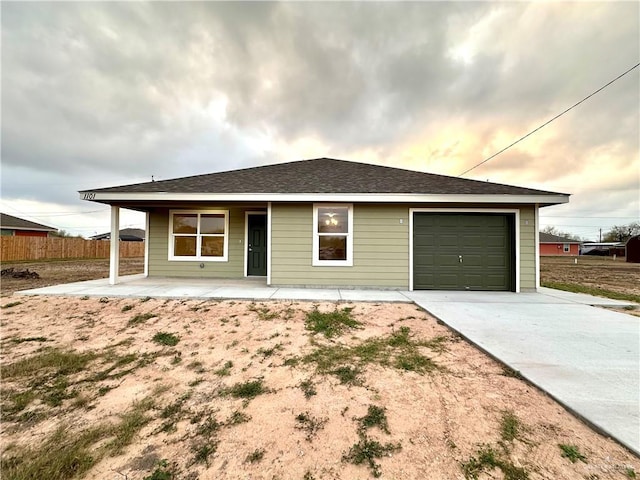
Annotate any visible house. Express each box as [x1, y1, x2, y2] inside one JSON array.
[[79, 158, 569, 291], [539, 232, 580, 256], [580, 242, 626, 256], [0, 213, 57, 237], [90, 228, 145, 242]]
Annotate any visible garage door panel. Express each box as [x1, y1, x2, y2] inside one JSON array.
[[413, 213, 514, 291]]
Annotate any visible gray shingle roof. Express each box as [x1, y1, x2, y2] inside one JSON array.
[[539, 232, 580, 243], [82, 158, 564, 196], [90, 228, 146, 241], [0, 213, 57, 232]]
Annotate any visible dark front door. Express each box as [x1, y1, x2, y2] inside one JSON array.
[[247, 214, 267, 276], [413, 213, 514, 291]]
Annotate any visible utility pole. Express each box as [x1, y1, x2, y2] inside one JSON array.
[[599, 228, 602, 242]]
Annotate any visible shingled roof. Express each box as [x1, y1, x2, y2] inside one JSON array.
[[539, 232, 581, 243], [82, 158, 563, 196], [1, 213, 57, 232]]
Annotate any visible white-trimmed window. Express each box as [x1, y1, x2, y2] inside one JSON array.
[[169, 210, 229, 261], [312, 204, 353, 266], [563, 243, 570, 253]]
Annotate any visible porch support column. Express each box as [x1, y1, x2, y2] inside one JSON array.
[[109, 205, 120, 285], [143, 211, 150, 277]]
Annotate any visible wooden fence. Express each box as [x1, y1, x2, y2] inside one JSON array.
[[0, 237, 145, 262]]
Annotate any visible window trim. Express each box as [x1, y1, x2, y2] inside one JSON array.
[[312, 203, 353, 267], [563, 243, 570, 253], [168, 209, 229, 261]]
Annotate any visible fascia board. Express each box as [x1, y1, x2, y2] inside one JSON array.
[[80, 192, 570, 205]]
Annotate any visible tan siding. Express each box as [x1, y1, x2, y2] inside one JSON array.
[[148, 206, 253, 278], [271, 204, 409, 288]]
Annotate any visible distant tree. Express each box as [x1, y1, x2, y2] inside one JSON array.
[[603, 222, 640, 243], [541, 226, 581, 241], [51, 229, 84, 238]]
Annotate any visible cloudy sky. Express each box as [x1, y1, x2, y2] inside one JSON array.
[[2, 1, 638, 240]]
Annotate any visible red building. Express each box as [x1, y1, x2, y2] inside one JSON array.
[[1, 213, 57, 237], [539, 232, 580, 256]]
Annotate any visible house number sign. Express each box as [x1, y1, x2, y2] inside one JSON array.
[[83, 192, 96, 200]]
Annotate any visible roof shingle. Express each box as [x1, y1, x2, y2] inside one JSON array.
[[82, 158, 564, 196]]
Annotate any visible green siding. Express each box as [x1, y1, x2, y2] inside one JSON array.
[[519, 206, 536, 290], [148, 206, 255, 278], [145, 202, 538, 291], [271, 203, 409, 288]]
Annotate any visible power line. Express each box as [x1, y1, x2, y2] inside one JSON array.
[[458, 62, 640, 177]]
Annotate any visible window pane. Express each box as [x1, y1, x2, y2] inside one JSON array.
[[174, 236, 196, 256], [201, 214, 225, 234], [201, 236, 224, 257], [318, 207, 348, 234], [319, 236, 347, 261], [173, 214, 197, 234]]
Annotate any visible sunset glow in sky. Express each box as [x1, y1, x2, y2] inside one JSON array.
[[2, 2, 638, 240]]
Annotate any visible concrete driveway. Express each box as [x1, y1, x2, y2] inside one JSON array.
[[405, 289, 640, 456]]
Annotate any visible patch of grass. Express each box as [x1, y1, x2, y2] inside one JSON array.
[[152, 332, 180, 347], [245, 448, 266, 463], [226, 410, 251, 426], [2, 348, 96, 379], [558, 443, 587, 463], [1, 301, 22, 309], [121, 304, 134, 312], [222, 379, 267, 400], [301, 327, 445, 383], [187, 360, 206, 373], [256, 343, 283, 359], [107, 398, 155, 454], [542, 281, 640, 304], [625, 467, 637, 478], [1, 397, 154, 480], [461, 444, 528, 480], [330, 365, 363, 385], [295, 412, 328, 441], [248, 303, 279, 320], [357, 405, 390, 434], [500, 410, 521, 442], [143, 459, 176, 480], [304, 307, 362, 338], [342, 434, 402, 478], [156, 394, 190, 433], [299, 378, 317, 398], [501, 366, 524, 379], [191, 442, 217, 466], [214, 360, 233, 376], [140, 296, 152, 302], [128, 312, 157, 327], [394, 351, 438, 372], [11, 336, 48, 344]]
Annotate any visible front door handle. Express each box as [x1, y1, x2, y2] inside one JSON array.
[[459, 255, 463, 263]]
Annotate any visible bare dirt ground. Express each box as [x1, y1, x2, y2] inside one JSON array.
[[540, 256, 640, 297], [1, 258, 144, 297], [1, 297, 638, 480]]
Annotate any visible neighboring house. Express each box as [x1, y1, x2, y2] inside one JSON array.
[[90, 228, 145, 242], [539, 232, 580, 256], [79, 158, 569, 291], [0, 213, 57, 237], [580, 242, 625, 256]]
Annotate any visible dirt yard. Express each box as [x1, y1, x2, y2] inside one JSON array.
[[1, 258, 144, 297], [1, 297, 637, 479], [540, 256, 640, 297]]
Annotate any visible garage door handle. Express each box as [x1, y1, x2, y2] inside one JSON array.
[[459, 255, 463, 263]]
